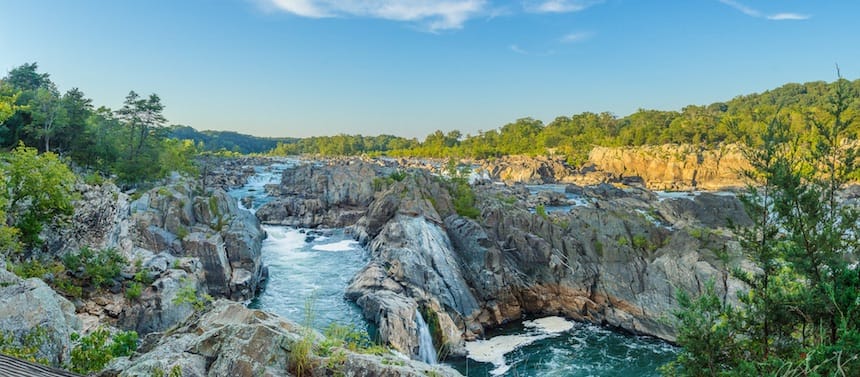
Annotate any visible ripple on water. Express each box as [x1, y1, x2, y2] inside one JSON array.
[[456, 318, 678, 377]]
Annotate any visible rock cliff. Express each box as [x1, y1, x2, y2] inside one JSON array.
[[586, 144, 749, 191], [477, 144, 750, 190]]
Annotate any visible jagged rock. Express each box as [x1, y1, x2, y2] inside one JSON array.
[[587, 144, 749, 191], [117, 269, 200, 335], [341, 164, 747, 353], [256, 161, 381, 228], [114, 300, 461, 377], [480, 155, 572, 184], [182, 232, 231, 298], [0, 270, 81, 367], [657, 192, 751, 229]]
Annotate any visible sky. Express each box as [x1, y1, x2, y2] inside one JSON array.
[[1, 0, 858, 139]]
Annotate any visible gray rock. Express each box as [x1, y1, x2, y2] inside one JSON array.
[[182, 232, 231, 297], [117, 300, 461, 377], [0, 275, 81, 367]]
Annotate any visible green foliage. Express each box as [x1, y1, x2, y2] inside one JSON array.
[[0, 327, 49, 365], [62, 247, 126, 290], [1, 143, 77, 247], [290, 297, 318, 377], [667, 75, 860, 376], [661, 281, 741, 376], [444, 160, 480, 219], [151, 365, 184, 377], [126, 281, 143, 301], [631, 234, 651, 251], [172, 278, 211, 311], [9, 258, 64, 280], [70, 328, 138, 375], [319, 323, 386, 357], [535, 204, 547, 219]]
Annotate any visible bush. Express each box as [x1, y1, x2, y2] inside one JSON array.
[[172, 278, 211, 311], [0, 327, 49, 365], [62, 247, 126, 289], [125, 282, 142, 301], [70, 328, 138, 375]]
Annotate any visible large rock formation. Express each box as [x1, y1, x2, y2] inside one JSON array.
[[480, 155, 573, 184], [129, 184, 265, 302], [476, 144, 750, 190], [0, 267, 81, 367], [584, 144, 749, 191], [256, 160, 384, 228], [109, 300, 460, 377], [338, 165, 750, 357]]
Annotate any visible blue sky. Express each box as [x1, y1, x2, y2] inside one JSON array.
[[1, 0, 857, 138]]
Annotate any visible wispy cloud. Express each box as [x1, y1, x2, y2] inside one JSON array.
[[525, 0, 604, 14], [767, 13, 810, 21], [560, 31, 593, 43], [265, 0, 488, 31], [718, 0, 810, 21], [509, 44, 528, 54]]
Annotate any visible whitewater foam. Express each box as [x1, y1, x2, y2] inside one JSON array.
[[311, 240, 359, 252]]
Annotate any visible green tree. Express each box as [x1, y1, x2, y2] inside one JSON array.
[[28, 83, 68, 152], [1, 143, 77, 247], [667, 74, 860, 376]]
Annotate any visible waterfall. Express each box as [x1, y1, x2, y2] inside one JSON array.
[[415, 309, 438, 364]]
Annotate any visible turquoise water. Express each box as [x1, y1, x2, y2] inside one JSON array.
[[230, 164, 677, 375], [450, 319, 677, 377]]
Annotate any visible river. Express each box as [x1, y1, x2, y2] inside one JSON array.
[[228, 161, 677, 376]]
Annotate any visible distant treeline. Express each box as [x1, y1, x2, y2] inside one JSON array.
[[167, 126, 293, 155], [269, 79, 860, 165]]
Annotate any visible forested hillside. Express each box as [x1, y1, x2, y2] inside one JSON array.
[[269, 78, 860, 165], [168, 125, 292, 154]]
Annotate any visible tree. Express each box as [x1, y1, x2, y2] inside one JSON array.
[[115, 91, 168, 184], [0, 87, 21, 124], [1, 143, 77, 248], [4, 62, 50, 92], [668, 74, 860, 376], [28, 83, 67, 152], [56, 87, 93, 154]]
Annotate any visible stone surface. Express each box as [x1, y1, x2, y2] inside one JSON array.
[[114, 300, 461, 377], [0, 271, 81, 367]]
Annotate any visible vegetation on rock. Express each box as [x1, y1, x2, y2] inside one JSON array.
[[665, 76, 860, 376]]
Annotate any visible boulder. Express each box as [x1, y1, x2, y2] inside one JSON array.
[[0, 270, 81, 367]]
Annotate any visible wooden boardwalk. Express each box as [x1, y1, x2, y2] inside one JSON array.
[[0, 354, 82, 377]]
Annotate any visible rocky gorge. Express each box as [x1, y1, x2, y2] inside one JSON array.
[[254, 158, 753, 364], [1, 151, 757, 376]]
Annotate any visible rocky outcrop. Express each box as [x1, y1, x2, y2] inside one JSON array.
[[130, 184, 265, 302], [474, 144, 750, 190], [0, 268, 81, 367], [256, 160, 386, 228], [340, 165, 749, 356], [110, 300, 460, 377], [586, 144, 749, 191], [480, 155, 573, 184]]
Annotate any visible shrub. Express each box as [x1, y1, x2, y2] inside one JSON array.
[[0, 327, 49, 365], [62, 247, 126, 289], [126, 282, 142, 301], [70, 328, 138, 374], [535, 204, 548, 219], [172, 278, 211, 311]]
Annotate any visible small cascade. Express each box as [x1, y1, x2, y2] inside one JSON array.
[[415, 309, 438, 364]]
